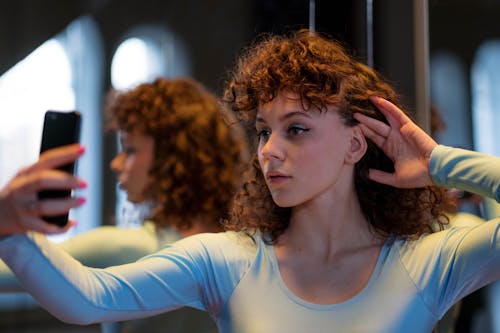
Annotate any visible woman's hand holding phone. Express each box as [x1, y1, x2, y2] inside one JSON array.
[[0, 144, 87, 235]]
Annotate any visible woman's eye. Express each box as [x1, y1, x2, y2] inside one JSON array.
[[257, 128, 271, 139], [288, 125, 309, 136], [124, 147, 136, 155]]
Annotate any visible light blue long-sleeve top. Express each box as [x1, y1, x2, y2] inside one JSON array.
[[0, 145, 499, 333]]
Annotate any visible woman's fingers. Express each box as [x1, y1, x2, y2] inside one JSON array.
[[37, 220, 78, 235], [369, 96, 412, 128], [23, 144, 84, 174], [17, 169, 86, 194], [0, 192, 85, 235], [355, 117, 389, 149], [15, 216, 76, 235], [0, 146, 87, 235], [368, 169, 396, 187], [35, 197, 87, 218], [354, 97, 438, 188]]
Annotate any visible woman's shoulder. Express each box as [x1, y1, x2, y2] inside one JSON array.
[[172, 231, 259, 262], [390, 220, 497, 270], [165, 231, 260, 289]]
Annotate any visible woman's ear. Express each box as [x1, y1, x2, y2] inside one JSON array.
[[345, 126, 367, 164]]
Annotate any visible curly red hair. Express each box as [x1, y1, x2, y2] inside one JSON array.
[[106, 77, 249, 231], [223, 30, 452, 242]]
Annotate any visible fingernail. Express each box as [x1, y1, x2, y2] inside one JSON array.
[[78, 180, 88, 189], [77, 197, 87, 205], [67, 220, 78, 228], [78, 145, 86, 155]]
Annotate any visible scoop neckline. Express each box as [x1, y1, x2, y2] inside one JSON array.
[[266, 238, 390, 310]]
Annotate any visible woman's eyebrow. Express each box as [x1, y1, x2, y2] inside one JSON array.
[[256, 111, 312, 124], [255, 116, 265, 124], [280, 111, 312, 121]]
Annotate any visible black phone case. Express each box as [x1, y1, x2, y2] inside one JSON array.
[[38, 111, 81, 226]]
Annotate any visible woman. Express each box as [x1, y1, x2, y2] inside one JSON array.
[[0, 30, 499, 333]]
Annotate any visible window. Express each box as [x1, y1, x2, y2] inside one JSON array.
[[471, 40, 500, 156], [111, 38, 164, 90], [111, 24, 191, 90], [0, 40, 74, 186], [429, 50, 472, 149]]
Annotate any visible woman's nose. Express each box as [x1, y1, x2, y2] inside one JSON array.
[[110, 153, 124, 172], [260, 133, 285, 161]]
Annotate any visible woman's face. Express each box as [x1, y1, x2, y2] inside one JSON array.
[[256, 92, 364, 208], [110, 130, 154, 203]]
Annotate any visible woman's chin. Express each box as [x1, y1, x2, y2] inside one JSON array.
[[126, 196, 145, 204], [271, 195, 297, 208]]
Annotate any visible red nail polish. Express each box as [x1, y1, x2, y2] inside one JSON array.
[[67, 220, 79, 228]]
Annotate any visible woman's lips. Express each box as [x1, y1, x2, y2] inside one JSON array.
[[266, 171, 291, 184]]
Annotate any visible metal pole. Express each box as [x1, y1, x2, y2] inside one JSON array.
[[366, 0, 374, 67], [414, 0, 430, 131], [309, 0, 316, 32]]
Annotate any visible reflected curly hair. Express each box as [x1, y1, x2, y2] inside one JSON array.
[[106, 77, 249, 231], [223, 30, 452, 242]]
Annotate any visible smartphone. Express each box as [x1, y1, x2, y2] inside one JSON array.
[[38, 110, 82, 226]]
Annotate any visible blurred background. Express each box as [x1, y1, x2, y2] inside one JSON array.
[[0, 0, 499, 332]]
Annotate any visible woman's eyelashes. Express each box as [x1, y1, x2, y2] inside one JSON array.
[[122, 145, 136, 155], [287, 124, 310, 136], [256, 123, 310, 142], [256, 128, 271, 140]]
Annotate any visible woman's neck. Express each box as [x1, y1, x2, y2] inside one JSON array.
[[274, 191, 384, 305], [280, 189, 378, 256]]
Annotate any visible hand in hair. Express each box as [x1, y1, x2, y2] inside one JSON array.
[[354, 97, 438, 189]]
